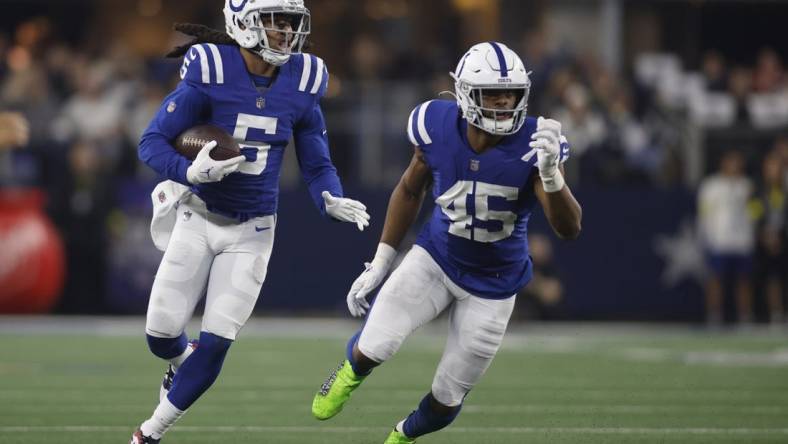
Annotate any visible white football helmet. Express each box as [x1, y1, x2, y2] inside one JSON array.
[[224, 0, 310, 66], [451, 42, 531, 135]]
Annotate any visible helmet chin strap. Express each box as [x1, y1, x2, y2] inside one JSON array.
[[253, 44, 290, 66]]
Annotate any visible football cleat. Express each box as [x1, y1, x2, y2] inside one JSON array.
[[159, 340, 198, 402], [383, 428, 416, 444], [311, 359, 365, 420], [130, 428, 160, 444]]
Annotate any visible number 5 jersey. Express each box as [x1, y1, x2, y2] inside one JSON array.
[[139, 43, 343, 222]]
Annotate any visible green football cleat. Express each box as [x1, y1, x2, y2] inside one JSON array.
[[311, 360, 366, 420], [383, 429, 416, 444]]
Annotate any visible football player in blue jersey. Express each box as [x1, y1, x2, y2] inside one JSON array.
[[311, 42, 582, 443], [130, 1, 370, 443]]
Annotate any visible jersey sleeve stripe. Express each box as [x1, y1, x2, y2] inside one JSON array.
[[193, 45, 211, 84], [416, 101, 433, 145], [407, 108, 419, 146], [299, 53, 312, 92], [206, 44, 224, 84], [310, 57, 325, 94], [411, 106, 426, 146]]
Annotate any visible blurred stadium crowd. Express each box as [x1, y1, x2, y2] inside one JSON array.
[[0, 0, 785, 323]]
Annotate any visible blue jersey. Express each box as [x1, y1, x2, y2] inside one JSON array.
[[139, 44, 343, 221], [409, 100, 569, 299]]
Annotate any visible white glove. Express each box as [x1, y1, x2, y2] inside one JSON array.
[[322, 191, 371, 231], [529, 117, 565, 193], [186, 140, 246, 185], [346, 243, 397, 317]]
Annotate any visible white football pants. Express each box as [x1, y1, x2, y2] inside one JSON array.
[[358, 245, 515, 406], [145, 194, 275, 341]]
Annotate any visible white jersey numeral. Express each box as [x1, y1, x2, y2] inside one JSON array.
[[179, 48, 198, 80], [435, 181, 473, 239], [435, 181, 519, 243], [233, 113, 278, 175]]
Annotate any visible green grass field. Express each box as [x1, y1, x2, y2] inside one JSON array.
[[1, 318, 787, 443]]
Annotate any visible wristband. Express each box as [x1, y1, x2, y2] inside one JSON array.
[[541, 170, 565, 193]]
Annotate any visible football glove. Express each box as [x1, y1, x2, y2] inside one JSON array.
[[528, 117, 566, 193], [322, 191, 371, 231], [346, 243, 396, 317], [186, 140, 246, 185]]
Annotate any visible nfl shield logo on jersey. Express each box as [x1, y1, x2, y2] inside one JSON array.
[[256, 97, 265, 109], [166, 101, 177, 113], [158, 191, 167, 203], [470, 159, 480, 171]]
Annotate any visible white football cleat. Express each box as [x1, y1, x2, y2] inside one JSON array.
[[130, 428, 160, 444]]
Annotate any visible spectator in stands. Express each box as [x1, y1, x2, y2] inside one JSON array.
[[751, 148, 787, 324], [728, 67, 753, 123], [51, 60, 129, 168], [49, 139, 114, 313], [775, 136, 788, 189], [701, 50, 728, 92], [0, 111, 31, 186], [553, 82, 607, 182], [555, 83, 607, 157], [697, 150, 755, 325], [752, 48, 785, 94], [0, 112, 29, 150], [349, 33, 389, 82]]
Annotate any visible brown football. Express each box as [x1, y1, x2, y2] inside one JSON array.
[[174, 124, 241, 161]]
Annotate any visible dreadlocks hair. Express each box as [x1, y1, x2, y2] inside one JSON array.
[[166, 22, 313, 59], [166, 23, 237, 58]]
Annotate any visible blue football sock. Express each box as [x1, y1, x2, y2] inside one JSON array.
[[402, 393, 462, 438], [146, 332, 188, 360], [345, 330, 371, 376], [167, 331, 232, 411]]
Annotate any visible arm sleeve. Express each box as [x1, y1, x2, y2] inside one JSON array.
[[138, 80, 210, 185], [293, 101, 343, 216]]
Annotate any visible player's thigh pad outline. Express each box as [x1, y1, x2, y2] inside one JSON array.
[[146, 201, 213, 338], [431, 294, 515, 406], [201, 214, 275, 340], [358, 245, 453, 363]]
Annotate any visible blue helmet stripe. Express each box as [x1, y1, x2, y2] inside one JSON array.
[[488, 42, 508, 78], [229, 0, 248, 13]]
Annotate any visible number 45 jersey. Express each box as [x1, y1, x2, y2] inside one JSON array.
[[408, 99, 569, 299], [139, 44, 343, 222]]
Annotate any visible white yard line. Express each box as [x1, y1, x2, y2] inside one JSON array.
[[1, 316, 784, 339], [1, 425, 788, 435], [3, 404, 786, 415]]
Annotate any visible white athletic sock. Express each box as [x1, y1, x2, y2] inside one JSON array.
[[395, 419, 406, 433], [170, 342, 195, 372], [140, 396, 186, 439]]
